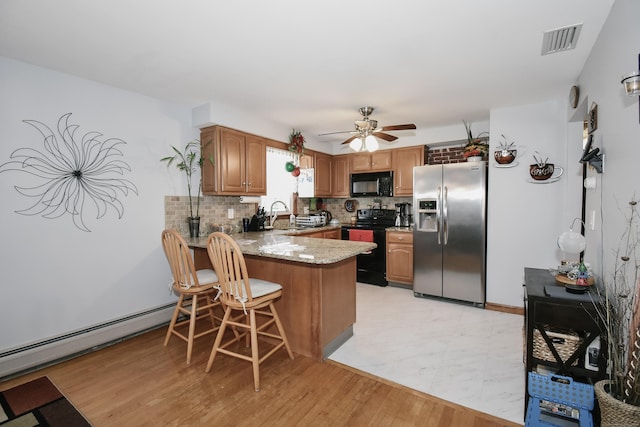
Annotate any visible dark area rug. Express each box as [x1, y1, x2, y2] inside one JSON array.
[[0, 376, 91, 426]]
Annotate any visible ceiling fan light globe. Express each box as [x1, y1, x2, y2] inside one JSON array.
[[365, 135, 378, 152], [350, 137, 363, 151]]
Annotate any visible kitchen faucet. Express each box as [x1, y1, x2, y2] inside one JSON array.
[[269, 200, 288, 227]]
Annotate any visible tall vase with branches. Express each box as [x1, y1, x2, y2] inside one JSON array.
[[593, 199, 640, 425], [161, 140, 213, 237]]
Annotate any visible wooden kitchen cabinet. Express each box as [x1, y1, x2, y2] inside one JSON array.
[[299, 154, 314, 169], [350, 151, 392, 172], [331, 155, 350, 197], [386, 231, 413, 285], [297, 228, 340, 239], [200, 126, 266, 195], [393, 146, 424, 196], [314, 152, 332, 197], [322, 229, 340, 239]]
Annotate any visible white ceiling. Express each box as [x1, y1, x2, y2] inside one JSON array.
[[0, 0, 615, 145]]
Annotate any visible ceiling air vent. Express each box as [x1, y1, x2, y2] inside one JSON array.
[[541, 24, 582, 55]]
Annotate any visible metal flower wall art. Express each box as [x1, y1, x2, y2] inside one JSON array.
[[0, 113, 138, 232]]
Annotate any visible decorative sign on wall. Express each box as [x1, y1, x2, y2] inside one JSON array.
[[0, 113, 138, 232]]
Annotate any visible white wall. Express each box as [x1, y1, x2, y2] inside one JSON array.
[[0, 57, 196, 351], [486, 100, 576, 307], [485, 0, 640, 306], [577, 0, 640, 283]]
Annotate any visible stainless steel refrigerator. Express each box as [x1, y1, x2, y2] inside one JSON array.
[[413, 162, 487, 306]]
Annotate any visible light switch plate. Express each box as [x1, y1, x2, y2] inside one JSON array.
[[228, 208, 234, 219]]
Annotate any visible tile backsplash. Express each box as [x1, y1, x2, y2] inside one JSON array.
[[164, 195, 258, 236], [165, 194, 413, 235]]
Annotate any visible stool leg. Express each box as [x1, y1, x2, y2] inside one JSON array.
[[164, 294, 183, 346], [206, 307, 232, 373], [270, 302, 293, 359], [250, 308, 260, 391], [186, 295, 198, 365]]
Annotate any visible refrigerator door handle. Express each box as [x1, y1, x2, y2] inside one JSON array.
[[443, 186, 449, 245], [436, 186, 442, 244]]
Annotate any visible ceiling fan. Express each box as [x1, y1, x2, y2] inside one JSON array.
[[319, 106, 416, 152]]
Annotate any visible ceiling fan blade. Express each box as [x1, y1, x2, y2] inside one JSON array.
[[374, 132, 398, 142], [341, 135, 360, 145], [318, 130, 356, 136], [379, 124, 416, 131]]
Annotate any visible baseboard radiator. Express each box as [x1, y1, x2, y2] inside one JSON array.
[[0, 303, 174, 380]]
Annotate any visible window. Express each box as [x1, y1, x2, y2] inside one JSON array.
[[261, 146, 297, 214]]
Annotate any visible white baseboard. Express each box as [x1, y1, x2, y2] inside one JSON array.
[[0, 304, 174, 380]]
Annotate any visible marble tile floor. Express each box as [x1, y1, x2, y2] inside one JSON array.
[[329, 283, 525, 424]]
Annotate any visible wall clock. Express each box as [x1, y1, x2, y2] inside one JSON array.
[[569, 85, 580, 109]]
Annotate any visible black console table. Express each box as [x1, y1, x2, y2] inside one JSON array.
[[523, 267, 606, 413]]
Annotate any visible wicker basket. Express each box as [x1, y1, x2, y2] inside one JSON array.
[[533, 327, 582, 366], [595, 380, 640, 427]]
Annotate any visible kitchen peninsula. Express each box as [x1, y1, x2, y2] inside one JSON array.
[[188, 228, 376, 361]]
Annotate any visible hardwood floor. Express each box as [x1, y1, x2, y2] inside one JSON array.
[[0, 327, 522, 426]]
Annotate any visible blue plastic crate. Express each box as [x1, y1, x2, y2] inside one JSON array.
[[525, 372, 594, 427]]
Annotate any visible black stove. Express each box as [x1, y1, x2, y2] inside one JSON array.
[[341, 209, 397, 286], [354, 209, 397, 228]]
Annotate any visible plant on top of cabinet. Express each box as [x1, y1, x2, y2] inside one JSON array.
[[161, 139, 213, 236], [462, 120, 489, 161]]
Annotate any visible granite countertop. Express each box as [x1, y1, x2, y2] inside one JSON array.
[[187, 226, 376, 265]]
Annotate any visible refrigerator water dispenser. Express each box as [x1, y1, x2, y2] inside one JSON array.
[[417, 199, 437, 232]]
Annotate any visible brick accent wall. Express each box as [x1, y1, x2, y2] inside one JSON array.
[[426, 145, 488, 165]]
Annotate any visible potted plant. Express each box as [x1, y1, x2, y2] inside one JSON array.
[[462, 120, 489, 161], [592, 199, 640, 426], [161, 140, 213, 238]]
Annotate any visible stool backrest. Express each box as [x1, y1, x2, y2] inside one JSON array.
[[161, 229, 200, 290], [207, 232, 253, 306]]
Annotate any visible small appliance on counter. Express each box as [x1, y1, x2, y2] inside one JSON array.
[[395, 202, 412, 227], [295, 214, 326, 228]]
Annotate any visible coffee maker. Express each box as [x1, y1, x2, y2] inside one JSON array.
[[395, 203, 412, 227]]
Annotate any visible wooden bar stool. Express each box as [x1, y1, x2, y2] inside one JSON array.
[[161, 229, 222, 365], [205, 232, 293, 391]]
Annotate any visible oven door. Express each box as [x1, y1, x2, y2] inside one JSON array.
[[341, 226, 388, 286]]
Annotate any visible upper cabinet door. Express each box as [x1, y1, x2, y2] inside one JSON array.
[[350, 151, 392, 172], [299, 154, 314, 169], [393, 146, 424, 196], [331, 155, 350, 197], [218, 128, 246, 194], [244, 135, 266, 195], [350, 153, 372, 172], [201, 128, 218, 194], [314, 152, 332, 197], [369, 151, 392, 171]]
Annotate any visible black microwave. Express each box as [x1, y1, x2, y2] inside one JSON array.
[[350, 171, 393, 197]]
